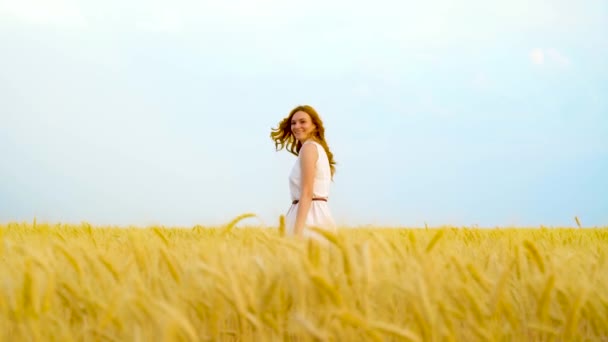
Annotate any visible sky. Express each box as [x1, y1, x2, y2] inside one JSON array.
[[1, 0, 607, 228]]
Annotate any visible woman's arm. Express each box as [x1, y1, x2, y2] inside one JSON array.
[[294, 143, 318, 236]]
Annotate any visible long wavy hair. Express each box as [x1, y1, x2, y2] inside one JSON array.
[[270, 105, 336, 179]]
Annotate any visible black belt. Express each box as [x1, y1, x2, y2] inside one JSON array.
[[292, 197, 328, 205]]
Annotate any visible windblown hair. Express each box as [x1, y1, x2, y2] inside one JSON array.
[[270, 105, 337, 179]]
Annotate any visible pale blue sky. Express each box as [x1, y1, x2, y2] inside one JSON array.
[[1, 0, 607, 228]]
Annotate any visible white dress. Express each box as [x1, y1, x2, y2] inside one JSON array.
[[285, 140, 337, 240]]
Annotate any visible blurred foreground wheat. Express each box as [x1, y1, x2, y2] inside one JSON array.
[[1, 218, 607, 341]]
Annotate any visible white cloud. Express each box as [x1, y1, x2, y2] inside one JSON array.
[[545, 48, 571, 67], [0, 0, 87, 28], [530, 48, 545, 65], [353, 83, 371, 98], [134, 3, 184, 33], [530, 48, 571, 67], [472, 72, 490, 89]]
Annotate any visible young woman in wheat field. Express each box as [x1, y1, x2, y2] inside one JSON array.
[[270, 105, 337, 240]]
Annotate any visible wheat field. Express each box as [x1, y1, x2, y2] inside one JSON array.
[[1, 215, 607, 341]]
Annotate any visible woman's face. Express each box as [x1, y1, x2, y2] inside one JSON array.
[[291, 110, 316, 143]]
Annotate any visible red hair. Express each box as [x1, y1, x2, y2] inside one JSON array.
[[270, 105, 336, 178]]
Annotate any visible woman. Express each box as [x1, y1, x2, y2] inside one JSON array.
[[270, 105, 337, 240]]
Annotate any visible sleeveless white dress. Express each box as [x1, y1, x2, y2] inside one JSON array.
[[285, 141, 337, 240]]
